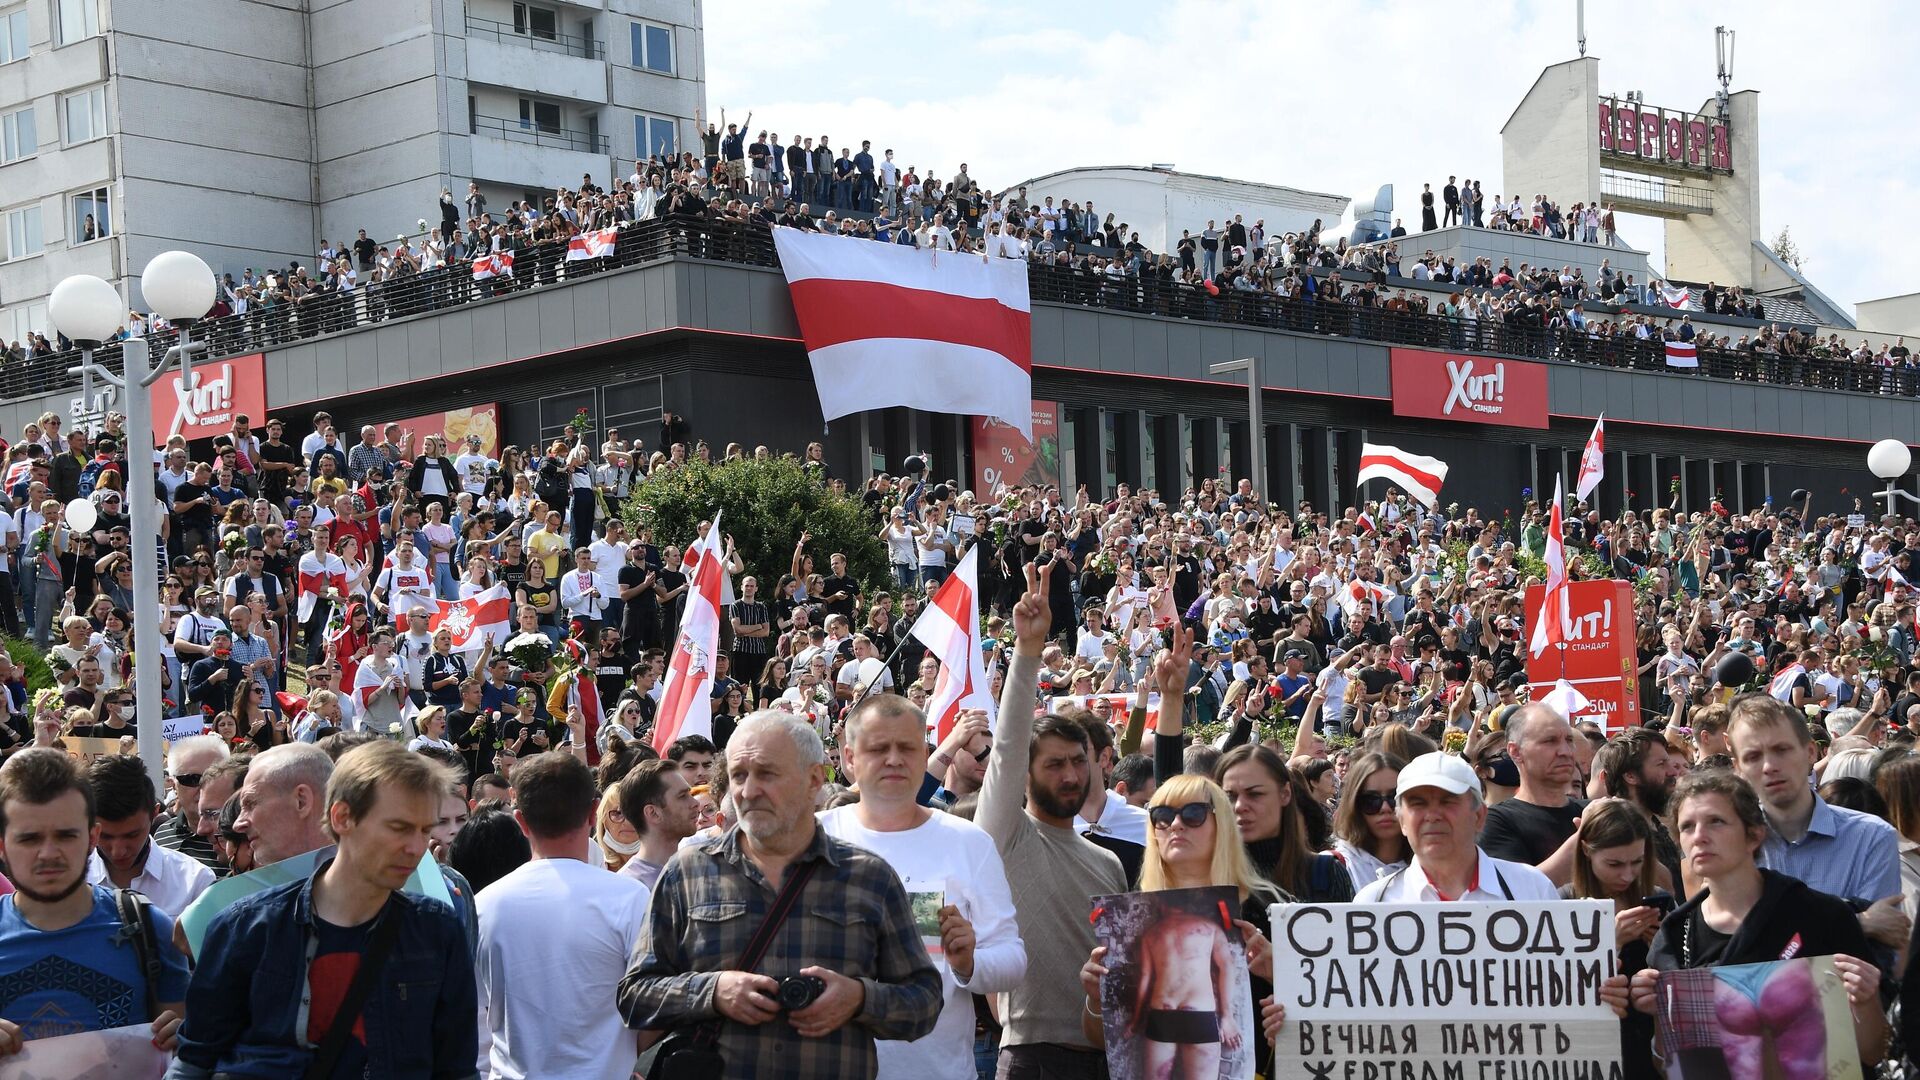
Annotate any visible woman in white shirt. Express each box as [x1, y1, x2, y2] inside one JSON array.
[[1330, 752, 1413, 892], [419, 500, 459, 600]]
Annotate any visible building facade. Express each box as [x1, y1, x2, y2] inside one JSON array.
[[0, 0, 704, 346]]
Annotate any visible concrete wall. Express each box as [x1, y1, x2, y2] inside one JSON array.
[[1392, 224, 1651, 285], [1499, 56, 1601, 210], [1018, 167, 1348, 255], [1663, 90, 1761, 287], [1859, 292, 1920, 337]]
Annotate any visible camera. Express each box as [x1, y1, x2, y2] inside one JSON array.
[[775, 975, 826, 1011]]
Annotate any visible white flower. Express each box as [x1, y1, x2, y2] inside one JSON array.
[[387, 722, 402, 736]]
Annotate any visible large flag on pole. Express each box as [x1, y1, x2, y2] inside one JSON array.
[[771, 227, 1033, 437], [1355, 443, 1449, 509], [1664, 340, 1698, 368], [391, 585, 511, 652], [1575, 414, 1605, 502], [1530, 475, 1571, 657], [910, 545, 996, 742], [652, 514, 725, 753]]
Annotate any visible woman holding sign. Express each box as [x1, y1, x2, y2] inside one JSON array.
[[1628, 770, 1887, 1072]]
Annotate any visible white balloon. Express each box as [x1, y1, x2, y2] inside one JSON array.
[[65, 497, 97, 534]]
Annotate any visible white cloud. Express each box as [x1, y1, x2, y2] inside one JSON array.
[[703, 0, 1919, 314]]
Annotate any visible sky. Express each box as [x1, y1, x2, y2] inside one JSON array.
[[704, 0, 1917, 316]]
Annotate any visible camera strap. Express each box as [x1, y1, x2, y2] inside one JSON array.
[[687, 854, 820, 1049]]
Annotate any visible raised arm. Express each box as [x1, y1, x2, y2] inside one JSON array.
[[978, 560, 1052, 847]]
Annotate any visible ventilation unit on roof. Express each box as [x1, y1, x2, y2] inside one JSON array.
[[1150, 163, 1175, 171]]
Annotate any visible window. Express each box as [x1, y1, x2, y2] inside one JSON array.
[[4, 204, 42, 261], [70, 187, 108, 242], [630, 22, 672, 73], [56, 0, 97, 44], [1, 302, 46, 346], [0, 7, 28, 65], [62, 86, 106, 144], [518, 98, 560, 135], [636, 114, 675, 160], [512, 2, 556, 40], [0, 106, 34, 163]]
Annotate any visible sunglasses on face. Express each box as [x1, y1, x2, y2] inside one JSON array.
[[1354, 791, 1398, 815], [174, 772, 204, 788], [1149, 801, 1214, 830]]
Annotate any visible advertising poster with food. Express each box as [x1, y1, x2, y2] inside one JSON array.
[[389, 403, 501, 458], [972, 401, 1060, 496]]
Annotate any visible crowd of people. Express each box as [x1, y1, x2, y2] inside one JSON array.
[[0, 355, 1918, 1078]]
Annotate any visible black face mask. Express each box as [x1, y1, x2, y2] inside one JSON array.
[[1485, 755, 1521, 789]]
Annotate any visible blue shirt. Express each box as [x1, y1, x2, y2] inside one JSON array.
[[0, 885, 191, 1039], [1758, 795, 1902, 904]]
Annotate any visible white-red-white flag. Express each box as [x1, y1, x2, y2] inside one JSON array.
[[1355, 509, 1376, 533], [1659, 284, 1692, 308], [1355, 443, 1448, 509], [910, 545, 996, 742], [1530, 475, 1571, 657], [652, 514, 725, 753], [295, 551, 347, 624], [395, 585, 510, 654], [1665, 340, 1698, 368], [566, 228, 618, 261], [473, 251, 514, 279], [1575, 414, 1605, 502], [771, 227, 1033, 438]]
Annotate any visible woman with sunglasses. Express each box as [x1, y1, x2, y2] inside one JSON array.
[[594, 777, 641, 874], [1328, 752, 1411, 891], [241, 681, 288, 752], [1080, 773, 1279, 1075]]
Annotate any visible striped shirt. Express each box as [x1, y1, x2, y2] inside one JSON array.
[[729, 600, 770, 655], [616, 824, 943, 1079]]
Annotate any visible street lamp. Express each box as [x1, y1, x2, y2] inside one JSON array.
[[1868, 438, 1918, 521], [1209, 358, 1265, 504], [48, 251, 215, 782]]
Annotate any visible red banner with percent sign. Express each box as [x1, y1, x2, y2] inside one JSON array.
[[971, 401, 1060, 496], [1524, 579, 1640, 731]]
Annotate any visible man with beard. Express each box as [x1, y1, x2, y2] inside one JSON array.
[[0, 749, 189, 1050], [616, 759, 699, 893], [1593, 728, 1684, 890], [618, 712, 941, 1075], [979, 561, 1129, 1080]]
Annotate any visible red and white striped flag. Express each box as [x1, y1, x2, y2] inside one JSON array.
[[1530, 476, 1571, 657], [652, 514, 725, 753], [473, 251, 514, 279], [1355, 509, 1376, 533], [1575, 414, 1605, 502], [1659, 284, 1692, 308], [771, 227, 1033, 438], [1665, 340, 1698, 368], [1355, 442, 1448, 509], [566, 228, 618, 261], [296, 551, 348, 624], [910, 545, 997, 742], [1768, 663, 1807, 702], [394, 585, 510, 653]]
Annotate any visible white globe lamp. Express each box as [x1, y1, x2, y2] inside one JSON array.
[[47, 274, 123, 344], [1869, 439, 1911, 481], [140, 250, 218, 324]]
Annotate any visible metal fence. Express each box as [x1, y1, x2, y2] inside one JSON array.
[[464, 15, 603, 60], [470, 114, 610, 156], [9, 214, 1911, 409]]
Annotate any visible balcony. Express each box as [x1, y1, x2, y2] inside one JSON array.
[[469, 114, 611, 190], [1600, 172, 1714, 219], [465, 15, 604, 60]]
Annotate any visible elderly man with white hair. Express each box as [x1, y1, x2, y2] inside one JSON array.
[[618, 710, 942, 1077], [154, 734, 231, 871], [1356, 752, 1560, 903]]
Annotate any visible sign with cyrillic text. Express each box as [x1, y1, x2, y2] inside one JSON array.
[[1269, 901, 1624, 1080]]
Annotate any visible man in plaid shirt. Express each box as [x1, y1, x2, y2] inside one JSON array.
[[617, 710, 942, 1078]]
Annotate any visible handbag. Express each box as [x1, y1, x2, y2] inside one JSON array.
[[304, 904, 401, 1080], [646, 858, 820, 1080]]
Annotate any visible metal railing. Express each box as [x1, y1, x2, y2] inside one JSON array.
[[464, 15, 603, 60], [7, 214, 1912, 409], [471, 114, 610, 156], [1600, 172, 1715, 215]]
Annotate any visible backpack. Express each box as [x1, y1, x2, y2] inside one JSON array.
[[109, 888, 165, 1021]]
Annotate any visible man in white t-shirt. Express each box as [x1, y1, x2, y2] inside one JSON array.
[[478, 752, 652, 1080], [452, 434, 495, 497], [819, 696, 1026, 1080], [833, 634, 895, 701]]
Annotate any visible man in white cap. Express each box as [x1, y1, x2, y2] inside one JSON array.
[[1353, 751, 1560, 903]]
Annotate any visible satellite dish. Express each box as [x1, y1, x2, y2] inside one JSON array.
[[65, 498, 97, 534]]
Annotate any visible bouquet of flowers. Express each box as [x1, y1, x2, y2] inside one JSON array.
[[504, 631, 553, 676]]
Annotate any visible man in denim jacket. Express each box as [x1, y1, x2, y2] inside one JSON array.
[[166, 743, 475, 1079]]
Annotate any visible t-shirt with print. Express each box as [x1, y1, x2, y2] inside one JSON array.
[[306, 914, 373, 1076], [0, 885, 191, 1039]]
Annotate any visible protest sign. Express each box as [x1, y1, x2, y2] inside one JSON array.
[[1094, 886, 1256, 1080], [1269, 900, 1623, 1080], [0, 1024, 168, 1079], [1653, 956, 1862, 1080], [160, 714, 204, 743]]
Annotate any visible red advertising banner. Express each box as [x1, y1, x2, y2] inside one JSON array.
[[1388, 348, 1550, 429], [972, 401, 1060, 496], [1525, 579, 1640, 731], [151, 352, 267, 445], [387, 403, 501, 458]]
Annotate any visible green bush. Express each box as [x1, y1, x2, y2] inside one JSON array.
[[623, 456, 889, 594], [3, 636, 55, 694]]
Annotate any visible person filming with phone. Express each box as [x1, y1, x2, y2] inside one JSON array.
[[617, 710, 942, 1079]]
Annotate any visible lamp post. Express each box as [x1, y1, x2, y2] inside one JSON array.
[[1869, 438, 1919, 522], [48, 252, 216, 783], [1209, 357, 1265, 503]]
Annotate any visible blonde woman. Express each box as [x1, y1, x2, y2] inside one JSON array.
[[594, 777, 642, 873]]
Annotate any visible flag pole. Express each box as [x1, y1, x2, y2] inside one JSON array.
[[847, 626, 920, 713]]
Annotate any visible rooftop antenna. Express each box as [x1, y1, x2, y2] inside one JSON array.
[[1715, 26, 1736, 118], [1577, 0, 1587, 57]]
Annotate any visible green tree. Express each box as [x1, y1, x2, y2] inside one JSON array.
[[3, 636, 54, 694], [623, 456, 888, 594]]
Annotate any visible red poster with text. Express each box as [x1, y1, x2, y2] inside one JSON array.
[[971, 402, 1060, 496], [1389, 348, 1550, 429], [1525, 579, 1640, 731], [150, 352, 267, 445]]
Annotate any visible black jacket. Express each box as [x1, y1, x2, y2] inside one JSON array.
[[1648, 869, 1868, 972]]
